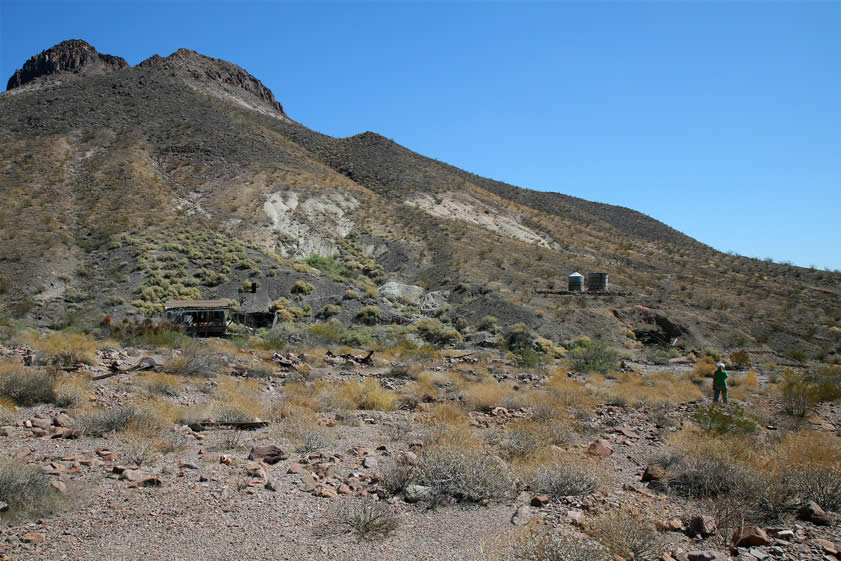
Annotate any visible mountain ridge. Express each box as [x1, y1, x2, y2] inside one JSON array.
[[1, 40, 838, 364]]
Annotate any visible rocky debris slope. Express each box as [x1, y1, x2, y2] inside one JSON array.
[[6, 39, 129, 91]]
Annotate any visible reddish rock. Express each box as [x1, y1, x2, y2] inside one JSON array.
[[618, 428, 640, 439], [286, 463, 306, 474], [119, 469, 145, 482], [686, 515, 716, 537], [50, 480, 67, 494], [732, 526, 771, 547], [813, 539, 839, 556], [641, 464, 667, 482], [129, 477, 162, 488], [31, 417, 52, 430], [531, 495, 550, 507], [31, 428, 48, 437], [669, 519, 684, 531], [248, 445, 288, 465], [21, 532, 46, 544], [337, 484, 353, 495], [314, 484, 337, 498], [586, 439, 614, 457]]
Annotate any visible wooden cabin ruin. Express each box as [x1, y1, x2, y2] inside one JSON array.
[[165, 299, 231, 337]]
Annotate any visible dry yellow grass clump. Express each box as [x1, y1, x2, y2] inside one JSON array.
[[333, 377, 398, 411], [33, 330, 96, 366], [604, 371, 703, 406]]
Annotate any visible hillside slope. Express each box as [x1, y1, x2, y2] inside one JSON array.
[[1, 41, 839, 363]]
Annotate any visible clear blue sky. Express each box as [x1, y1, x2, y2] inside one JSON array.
[[2, 1, 840, 270]]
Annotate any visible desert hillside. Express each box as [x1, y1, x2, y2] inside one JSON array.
[[0, 40, 840, 561]]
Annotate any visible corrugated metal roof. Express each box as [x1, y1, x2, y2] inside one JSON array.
[[568, 272, 584, 278], [165, 299, 231, 310]]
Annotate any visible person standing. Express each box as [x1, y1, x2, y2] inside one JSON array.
[[713, 363, 728, 404]]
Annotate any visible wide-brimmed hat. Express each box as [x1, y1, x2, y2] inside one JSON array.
[[717, 363, 725, 369]]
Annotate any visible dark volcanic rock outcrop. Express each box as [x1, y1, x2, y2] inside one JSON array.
[[139, 48, 286, 116], [6, 39, 129, 91]]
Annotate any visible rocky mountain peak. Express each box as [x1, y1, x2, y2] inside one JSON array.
[[6, 39, 129, 91], [138, 48, 286, 117]]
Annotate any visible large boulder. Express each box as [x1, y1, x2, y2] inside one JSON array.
[[732, 526, 771, 547]]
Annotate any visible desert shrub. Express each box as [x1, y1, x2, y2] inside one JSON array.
[[486, 523, 608, 561], [665, 454, 754, 499], [381, 458, 416, 495], [164, 341, 226, 378], [646, 345, 681, 365], [688, 358, 717, 386], [495, 421, 576, 460], [730, 350, 751, 369], [0, 364, 55, 406], [139, 372, 182, 396], [532, 460, 600, 498], [605, 372, 703, 407], [327, 496, 400, 540], [462, 381, 509, 412], [478, 315, 498, 332], [415, 440, 515, 503], [693, 404, 758, 434], [411, 318, 462, 345], [79, 405, 160, 436], [291, 280, 314, 296], [316, 304, 341, 319], [211, 376, 266, 421], [356, 305, 382, 325], [334, 378, 397, 411], [0, 457, 68, 519], [587, 510, 664, 561], [569, 340, 619, 374], [343, 289, 360, 300], [339, 326, 375, 346], [786, 464, 841, 512], [33, 330, 96, 367], [53, 374, 89, 408], [809, 365, 841, 401], [779, 368, 815, 416]]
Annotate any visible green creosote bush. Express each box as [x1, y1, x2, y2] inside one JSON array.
[[356, 305, 382, 326], [693, 404, 759, 434], [291, 280, 314, 296], [569, 339, 619, 374], [410, 318, 462, 345], [316, 304, 341, 319]]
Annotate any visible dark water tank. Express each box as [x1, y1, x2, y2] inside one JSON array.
[[568, 272, 584, 291], [588, 272, 608, 291]]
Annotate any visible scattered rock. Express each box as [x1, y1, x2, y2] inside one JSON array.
[[21, 532, 46, 544], [0, 500, 8, 512], [119, 469, 145, 482], [813, 539, 839, 556], [248, 445, 288, 465], [314, 484, 337, 498], [642, 464, 667, 482], [129, 477, 162, 488], [362, 456, 378, 469], [732, 526, 771, 547], [799, 501, 833, 526], [531, 495, 550, 507], [686, 551, 717, 561], [587, 439, 614, 457], [686, 515, 716, 537], [511, 505, 532, 526], [219, 455, 232, 465], [287, 463, 307, 475], [50, 480, 67, 494], [404, 484, 431, 504]]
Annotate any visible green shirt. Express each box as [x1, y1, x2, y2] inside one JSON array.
[[713, 368, 728, 388]]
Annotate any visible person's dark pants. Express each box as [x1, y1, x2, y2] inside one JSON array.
[[714, 385, 728, 404]]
